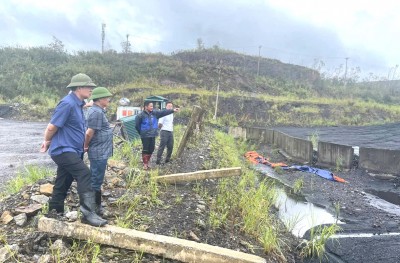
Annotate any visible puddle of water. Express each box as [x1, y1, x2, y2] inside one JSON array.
[[254, 164, 342, 238], [276, 188, 341, 238]]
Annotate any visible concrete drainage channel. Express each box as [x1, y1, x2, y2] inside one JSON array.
[[253, 164, 400, 263]]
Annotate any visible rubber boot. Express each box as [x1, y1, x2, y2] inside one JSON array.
[[48, 201, 64, 214], [95, 190, 105, 216], [146, 154, 152, 169], [142, 154, 149, 170], [46, 200, 64, 218], [79, 192, 107, 227]]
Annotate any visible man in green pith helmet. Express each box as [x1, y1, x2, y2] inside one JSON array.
[[40, 73, 107, 227], [84, 87, 113, 216]]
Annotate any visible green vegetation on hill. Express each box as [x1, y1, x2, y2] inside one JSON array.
[[1, 40, 400, 126]]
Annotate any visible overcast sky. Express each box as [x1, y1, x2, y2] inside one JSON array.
[[1, 0, 399, 78]]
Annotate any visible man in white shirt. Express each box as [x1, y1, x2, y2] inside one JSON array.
[[156, 101, 174, 164]]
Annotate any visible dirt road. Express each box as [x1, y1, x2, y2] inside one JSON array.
[[0, 119, 54, 191]]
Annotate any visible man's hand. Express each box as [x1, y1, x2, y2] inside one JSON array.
[[173, 108, 180, 112], [40, 141, 51, 153], [41, 123, 57, 153], [158, 123, 163, 129]]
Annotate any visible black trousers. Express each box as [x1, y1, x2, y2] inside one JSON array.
[[49, 152, 92, 207], [156, 130, 173, 161], [141, 137, 156, 154]]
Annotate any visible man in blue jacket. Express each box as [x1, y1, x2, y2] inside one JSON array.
[[135, 101, 179, 170]]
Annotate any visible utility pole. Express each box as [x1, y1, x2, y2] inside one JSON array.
[[257, 45, 262, 77], [101, 23, 106, 53], [123, 34, 131, 54], [213, 66, 222, 120], [344, 57, 349, 86], [392, 64, 399, 80]]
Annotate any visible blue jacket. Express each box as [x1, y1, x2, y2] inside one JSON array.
[[49, 93, 86, 157], [135, 109, 174, 138]]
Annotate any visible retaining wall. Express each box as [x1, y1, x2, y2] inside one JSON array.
[[242, 127, 274, 144], [228, 126, 246, 139], [359, 147, 400, 174], [273, 130, 313, 163], [231, 125, 400, 174], [317, 141, 354, 169]]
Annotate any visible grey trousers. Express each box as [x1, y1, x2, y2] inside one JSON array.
[[156, 130, 173, 162]]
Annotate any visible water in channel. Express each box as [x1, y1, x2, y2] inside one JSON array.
[[254, 164, 342, 238]]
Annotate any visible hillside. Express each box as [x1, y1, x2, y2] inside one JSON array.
[[1, 44, 400, 126]]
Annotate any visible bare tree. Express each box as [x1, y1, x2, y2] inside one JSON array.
[[48, 36, 65, 53]]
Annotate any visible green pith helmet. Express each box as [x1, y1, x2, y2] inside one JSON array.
[[66, 73, 96, 88], [90, 87, 112, 100]]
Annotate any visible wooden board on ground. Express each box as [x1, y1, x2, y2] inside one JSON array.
[[38, 217, 266, 263], [156, 167, 242, 184]]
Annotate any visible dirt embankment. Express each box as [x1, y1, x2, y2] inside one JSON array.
[[155, 93, 395, 127]]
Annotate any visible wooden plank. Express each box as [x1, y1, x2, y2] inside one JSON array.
[[38, 217, 266, 263], [156, 167, 242, 183], [176, 106, 205, 158]]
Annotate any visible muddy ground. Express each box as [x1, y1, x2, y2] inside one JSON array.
[[1, 119, 400, 262]]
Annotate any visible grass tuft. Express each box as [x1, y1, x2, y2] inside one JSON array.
[[4, 165, 54, 195]]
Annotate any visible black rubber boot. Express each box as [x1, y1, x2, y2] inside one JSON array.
[[46, 200, 64, 219], [48, 201, 64, 214], [80, 192, 107, 227], [95, 190, 105, 216]]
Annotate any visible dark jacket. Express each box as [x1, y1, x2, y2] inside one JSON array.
[[135, 109, 174, 138]]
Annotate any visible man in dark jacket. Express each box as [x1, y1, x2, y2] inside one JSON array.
[[135, 101, 179, 169]]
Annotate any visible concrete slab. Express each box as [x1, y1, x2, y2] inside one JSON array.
[[359, 147, 400, 174], [317, 141, 354, 169], [38, 217, 266, 263]]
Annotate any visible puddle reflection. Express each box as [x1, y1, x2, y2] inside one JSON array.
[[276, 188, 341, 238], [254, 164, 342, 238]]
